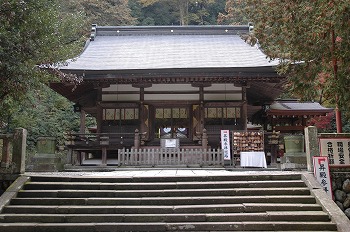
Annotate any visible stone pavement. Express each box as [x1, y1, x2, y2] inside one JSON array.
[[26, 169, 304, 177]]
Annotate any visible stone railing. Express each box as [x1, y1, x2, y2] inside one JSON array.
[[0, 128, 27, 174], [0, 128, 27, 196]]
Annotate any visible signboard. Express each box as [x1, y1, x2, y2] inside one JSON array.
[[319, 138, 350, 165], [161, 139, 179, 148], [313, 156, 333, 198], [221, 130, 231, 160], [165, 139, 176, 148]]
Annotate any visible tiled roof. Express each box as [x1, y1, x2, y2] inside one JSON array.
[[268, 100, 333, 115], [60, 25, 280, 72], [271, 101, 331, 111]]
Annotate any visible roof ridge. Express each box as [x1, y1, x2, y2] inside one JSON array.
[[90, 24, 250, 40]]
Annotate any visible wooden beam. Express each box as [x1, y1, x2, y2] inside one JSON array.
[[132, 83, 152, 88], [191, 83, 212, 88]]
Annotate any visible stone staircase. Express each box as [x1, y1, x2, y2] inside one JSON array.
[[0, 173, 344, 231]]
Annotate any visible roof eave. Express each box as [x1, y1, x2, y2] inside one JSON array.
[[267, 109, 334, 116]]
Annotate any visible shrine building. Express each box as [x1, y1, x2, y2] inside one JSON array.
[[49, 25, 331, 167]]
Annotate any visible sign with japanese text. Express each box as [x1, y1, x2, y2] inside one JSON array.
[[221, 130, 231, 160], [319, 138, 350, 165], [313, 156, 333, 198]]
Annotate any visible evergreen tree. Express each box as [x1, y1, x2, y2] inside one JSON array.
[[0, 0, 84, 114], [138, 0, 225, 25], [64, 0, 136, 26], [0, 0, 87, 154]]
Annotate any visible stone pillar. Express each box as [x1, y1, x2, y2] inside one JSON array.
[[1, 136, 11, 168], [305, 126, 319, 172], [134, 129, 140, 149], [100, 136, 109, 166], [202, 128, 208, 150], [12, 128, 27, 174]]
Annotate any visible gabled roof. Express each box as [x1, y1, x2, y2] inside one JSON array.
[[59, 25, 281, 80], [267, 99, 333, 116], [51, 25, 286, 108]]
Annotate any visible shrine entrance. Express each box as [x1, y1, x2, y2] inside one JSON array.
[[155, 107, 190, 139]]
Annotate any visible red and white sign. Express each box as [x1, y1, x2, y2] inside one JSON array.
[[313, 156, 333, 199], [221, 130, 231, 160]]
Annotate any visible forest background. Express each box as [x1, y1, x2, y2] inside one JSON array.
[[0, 0, 348, 153]]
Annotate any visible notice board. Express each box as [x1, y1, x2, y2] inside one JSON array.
[[319, 138, 350, 165]]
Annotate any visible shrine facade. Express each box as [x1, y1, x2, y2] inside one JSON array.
[[50, 25, 288, 165]]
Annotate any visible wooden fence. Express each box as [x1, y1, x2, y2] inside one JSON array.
[[117, 148, 224, 167]]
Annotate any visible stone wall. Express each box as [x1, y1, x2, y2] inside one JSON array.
[[331, 167, 350, 219]]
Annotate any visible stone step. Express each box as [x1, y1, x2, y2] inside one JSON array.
[[22, 180, 306, 190], [3, 203, 323, 214], [16, 187, 310, 198], [0, 221, 338, 232], [0, 211, 331, 223], [0, 174, 341, 231], [28, 174, 303, 183], [11, 195, 317, 205]]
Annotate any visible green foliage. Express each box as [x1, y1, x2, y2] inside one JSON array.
[[130, 1, 178, 25], [243, 1, 350, 113], [0, 0, 86, 151], [4, 85, 96, 152], [218, 0, 250, 25], [136, 0, 225, 25], [0, 0, 85, 104], [64, 0, 136, 27]]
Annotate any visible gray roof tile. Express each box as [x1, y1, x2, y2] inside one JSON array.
[[61, 26, 279, 71], [271, 100, 332, 111]]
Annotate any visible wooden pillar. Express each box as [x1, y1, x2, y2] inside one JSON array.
[[199, 86, 205, 133], [140, 87, 146, 135], [80, 109, 86, 133], [133, 83, 151, 141], [242, 86, 248, 131], [96, 87, 103, 133]]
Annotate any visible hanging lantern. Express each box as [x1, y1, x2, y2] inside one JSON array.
[[73, 103, 81, 112]]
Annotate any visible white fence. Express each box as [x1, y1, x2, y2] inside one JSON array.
[[117, 148, 224, 166]]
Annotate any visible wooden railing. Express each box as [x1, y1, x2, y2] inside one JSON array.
[[117, 148, 224, 167], [65, 132, 135, 150]]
